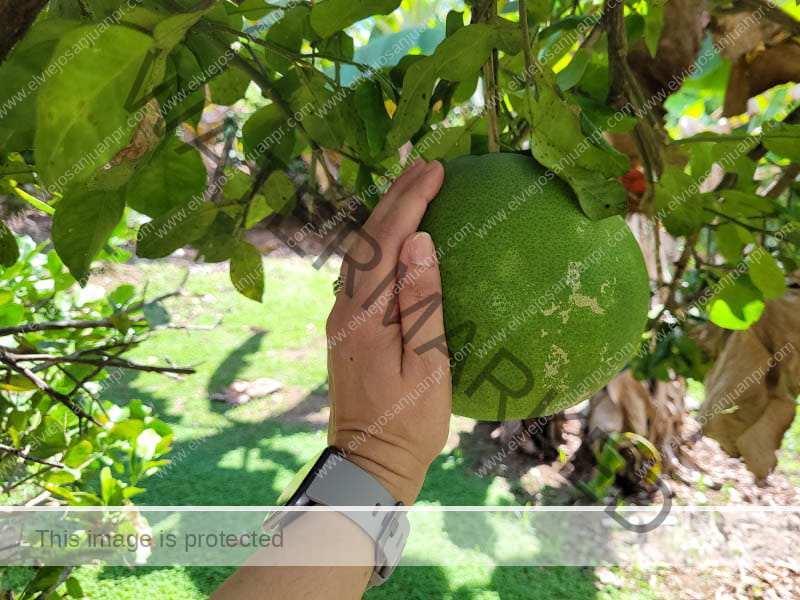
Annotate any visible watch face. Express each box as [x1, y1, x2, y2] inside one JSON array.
[[262, 447, 338, 533], [276, 446, 340, 506]]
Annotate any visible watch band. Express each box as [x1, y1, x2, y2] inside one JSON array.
[[304, 451, 410, 588], [263, 447, 410, 588]]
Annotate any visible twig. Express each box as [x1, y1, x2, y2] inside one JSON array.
[[654, 224, 665, 292], [704, 208, 778, 234], [0, 444, 64, 469], [209, 120, 238, 204], [6, 354, 195, 375], [649, 233, 698, 328], [0, 354, 103, 427], [519, 0, 535, 129], [767, 164, 800, 200], [24, 491, 52, 506], [166, 316, 223, 330], [0, 286, 186, 338], [475, 0, 500, 152], [718, 106, 800, 189]]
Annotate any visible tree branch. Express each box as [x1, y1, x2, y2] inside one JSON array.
[[6, 353, 195, 375], [0, 444, 65, 468], [0, 0, 48, 64], [474, 0, 500, 152], [0, 354, 103, 427], [0, 287, 186, 337], [605, 0, 665, 180]]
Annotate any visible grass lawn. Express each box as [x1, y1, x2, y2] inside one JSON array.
[[3, 258, 797, 599]]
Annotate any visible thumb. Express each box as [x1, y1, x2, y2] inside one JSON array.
[[398, 232, 449, 373]]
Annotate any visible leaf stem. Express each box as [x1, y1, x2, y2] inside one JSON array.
[[13, 186, 54, 215], [519, 0, 535, 129]]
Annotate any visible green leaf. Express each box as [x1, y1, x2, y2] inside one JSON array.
[[293, 69, 347, 148], [28, 416, 68, 460], [52, 190, 125, 282], [142, 301, 170, 327], [153, 3, 214, 50], [122, 486, 147, 499], [227, 0, 279, 20], [709, 274, 765, 330], [385, 58, 438, 151], [762, 123, 800, 162], [230, 242, 264, 302], [0, 304, 24, 328], [195, 212, 238, 261], [209, 66, 251, 106], [161, 44, 205, 129], [263, 171, 296, 215], [137, 200, 218, 259], [109, 283, 136, 307], [310, 0, 401, 38], [716, 222, 752, 264], [435, 24, 496, 82], [124, 136, 206, 218], [528, 0, 554, 24], [643, 3, 664, 57], [413, 127, 470, 161], [488, 16, 524, 55], [445, 10, 465, 36], [109, 419, 146, 443], [748, 245, 786, 300], [526, 63, 629, 221], [100, 465, 119, 504], [688, 142, 714, 182], [242, 103, 297, 166], [0, 20, 80, 151], [354, 80, 392, 160], [35, 26, 154, 187], [356, 165, 380, 211], [556, 49, 590, 90], [715, 189, 775, 219], [654, 165, 703, 236], [221, 166, 252, 200], [264, 4, 314, 72], [65, 576, 85, 598], [19, 567, 65, 598], [63, 440, 93, 469], [0, 220, 19, 267]]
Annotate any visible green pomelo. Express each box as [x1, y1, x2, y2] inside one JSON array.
[[420, 153, 650, 421]]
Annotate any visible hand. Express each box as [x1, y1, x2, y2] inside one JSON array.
[[326, 159, 452, 505]]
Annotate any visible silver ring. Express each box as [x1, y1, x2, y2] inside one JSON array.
[[333, 275, 345, 296]]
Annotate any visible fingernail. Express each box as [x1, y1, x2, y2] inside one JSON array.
[[423, 160, 440, 174], [409, 232, 434, 265]]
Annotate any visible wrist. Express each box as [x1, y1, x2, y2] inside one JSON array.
[[343, 451, 426, 506]]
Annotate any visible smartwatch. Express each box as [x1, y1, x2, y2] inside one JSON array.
[[263, 446, 410, 588]]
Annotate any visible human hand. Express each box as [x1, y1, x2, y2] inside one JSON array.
[[326, 159, 452, 505]]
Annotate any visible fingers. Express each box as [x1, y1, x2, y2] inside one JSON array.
[[344, 161, 444, 308], [398, 232, 448, 374]]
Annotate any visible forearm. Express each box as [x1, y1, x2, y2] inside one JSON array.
[[209, 511, 374, 600]]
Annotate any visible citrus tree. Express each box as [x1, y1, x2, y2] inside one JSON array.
[[2, 0, 800, 593]]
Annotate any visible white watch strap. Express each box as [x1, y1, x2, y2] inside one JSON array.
[[304, 452, 410, 587]]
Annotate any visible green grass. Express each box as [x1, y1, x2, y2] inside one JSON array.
[[4, 259, 756, 600]]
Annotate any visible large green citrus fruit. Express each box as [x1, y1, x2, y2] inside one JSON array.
[[420, 153, 650, 421]]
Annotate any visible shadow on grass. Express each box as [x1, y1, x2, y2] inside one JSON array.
[[96, 337, 602, 598], [207, 330, 268, 415]]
